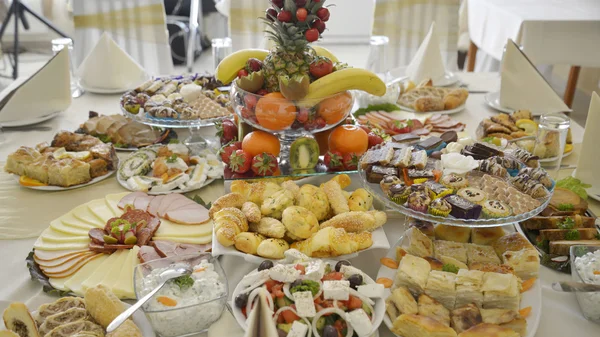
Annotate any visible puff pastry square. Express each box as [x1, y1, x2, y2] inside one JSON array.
[[434, 240, 468, 264], [425, 271, 457, 310], [492, 233, 533, 256], [470, 227, 505, 245], [450, 303, 482, 334], [481, 273, 520, 311], [418, 294, 451, 327], [392, 314, 458, 337], [389, 286, 419, 315], [502, 249, 540, 280], [455, 269, 484, 309], [457, 323, 520, 337], [480, 308, 526, 335], [465, 244, 501, 267], [407, 227, 434, 258], [435, 225, 471, 243], [395, 254, 431, 295]]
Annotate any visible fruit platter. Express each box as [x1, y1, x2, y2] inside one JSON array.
[[120, 74, 232, 128], [378, 224, 541, 337], [117, 143, 223, 194], [359, 134, 555, 227], [230, 250, 385, 336], [211, 174, 390, 263]]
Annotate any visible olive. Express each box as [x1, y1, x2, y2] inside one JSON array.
[[258, 260, 274, 271], [323, 325, 338, 337], [234, 293, 249, 309], [348, 274, 363, 290], [291, 280, 303, 289], [335, 260, 351, 272], [277, 329, 287, 337]]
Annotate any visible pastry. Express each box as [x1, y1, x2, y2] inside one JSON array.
[[502, 249, 539, 280], [2, 302, 40, 337], [410, 150, 428, 169], [291, 227, 371, 257], [492, 233, 534, 257], [209, 192, 246, 218], [434, 240, 467, 264], [479, 309, 526, 336], [424, 181, 453, 199], [391, 147, 414, 168], [425, 271, 457, 310], [511, 148, 539, 168], [465, 244, 501, 267], [386, 301, 400, 322], [512, 175, 549, 199], [444, 195, 482, 219], [389, 184, 410, 204], [261, 189, 295, 219], [34, 298, 86, 325], [469, 263, 515, 275], [440, 174, 469, 192], [456, 188, 487, 205], [434, 225, 471, 243], [481, 200, 512, 218], [297, 184, 330, 221], [428, 198, 452, 217], [518, 167, 552, 188], [392, 314, 458, 337], [348, 188, 374, 212], [84, 285, 124, 328], [450, 304, 482, 334], [360, 143, 395, 169], [409, 220, 436, 239], [389, 286, 419, 315], [395, 254, 431, 295], [406, 227, 434, 257], [457, 323, 519, 337], [478, 159, 507, 177], [425, 256, 445, 271], [230, 181, 282, 206], [234, 232, 265, 255], [481, 272, 520, 311], [281, 206, 319, 240], [241, 202, 261, 223], [367, 165, 398, 183], [321, 180, 349, 215], [415, 96, 445, 112], [319, 211, 385, 232], [443, 89, 469, 110], [408, 169, 435, 182], [470, 227, 505, 245], [438, 256, 469, 271], [257, 238, 289, 259], [213, 207, 249, 247], [455, 269, 484, 309], [418, 294, 451, 327], [418, 136, 445, 154], [108, 319, 143, 337], [407, 191, 431, 213], [380, 175, 403, 196], [490, 156, 521, 171], [44, 321, 104, 337], [38, 308, 91, 336], [251, 217, 286, 239]]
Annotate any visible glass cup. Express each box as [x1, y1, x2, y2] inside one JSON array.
[[366, 35, 389, 75], [533, 113, 570, 179], [212, 37, 232, 70], [52, 37, 84, 98]]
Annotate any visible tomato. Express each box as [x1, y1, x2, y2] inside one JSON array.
[[322, 272, 344, 281], [346, 295, 363, 310], [305, 28, 320, 42], [272, 283, 285, 298], [294, 264, 306, 275], [264, 279, 278, 292], [281, 309, 300, 324], [242, 306, 247, 317], [333, 319, 346, 337], [296, 8, 308, 22]]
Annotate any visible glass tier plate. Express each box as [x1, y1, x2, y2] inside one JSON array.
[[358, 165, 553, 227], [224, 159, 357, 180], [121, 106, 229, 128]]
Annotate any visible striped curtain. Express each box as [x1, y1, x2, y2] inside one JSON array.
[[228, 0, 271, 51], [72, 0, 173, 76], [373, 0, 460, 71]]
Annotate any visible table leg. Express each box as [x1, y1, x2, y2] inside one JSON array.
[[564, 66, 580, 109], [466, 41, 478, 72]]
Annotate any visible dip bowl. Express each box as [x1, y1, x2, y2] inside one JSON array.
[[570, 245, 600, 324]]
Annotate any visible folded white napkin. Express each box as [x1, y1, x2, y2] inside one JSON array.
[[500, 40, 569, 114], [77, 32, 147, 90], [243, 291, 278, 337], [574, 92, 600, 191], [405, 22, 446, 84], [0, 48, 71, 123]]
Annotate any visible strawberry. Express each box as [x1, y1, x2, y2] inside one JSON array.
[[312, 19, 326, 34], [342, 153, 360, 170], [297, 108, 310, 123], [305, 28, 319, 42], [251, 153, 279, 176], [316, 8, 330, 21], [368, 132, 384, 148], [256, 89, 269, 96], [246, 58, 263, 72], [244, 94, 258, 111], [266, 8, 277, 21], [310, 57, 334, 79], [229, 149, 252, 173], [237, 69, 248, 78], [216, 119, 238, 144], [278, 10, 292, 23], [324, 151, 344, 171], [219, 141, 241, 165], [296, 8, 308, 22]]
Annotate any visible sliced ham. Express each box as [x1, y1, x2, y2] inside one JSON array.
[[412, 128, 431, 136], [138, 245, 162, 263], [431, 120, 460, 129], [147, 195, 166, 215], [151, 240, 176, 257], [157, 194, 191, 217], [134, 195, 155, 212], [165, 205, 210, 225], [88, 228, 105, 245], [176, 242, 211, 255], [118, 192, 147, 209], [151, 240, 210, 258]]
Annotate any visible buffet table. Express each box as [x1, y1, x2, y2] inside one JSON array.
[[1, 72, 599, 337]]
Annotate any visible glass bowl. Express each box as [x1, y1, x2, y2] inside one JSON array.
[[133, 253, 229, 337], [230, 82, 353, 136], [570, 245, 600, 324]]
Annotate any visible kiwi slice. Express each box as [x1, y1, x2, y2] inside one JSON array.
[[289, 137, 319, 170]]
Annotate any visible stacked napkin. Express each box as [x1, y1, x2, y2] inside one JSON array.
[[77, 32, 147, 90], [405, 22, 446, 85], [574, 92, 600, 195], [500, 40, 569, 114], [0, 48, 71, 123]]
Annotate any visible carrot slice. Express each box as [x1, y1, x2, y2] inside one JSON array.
[[519, 306, 532, 318], [194, 267, 206, 273], [157, 296, 178, 307], [380, 257, 399, 269], [521, 277, 536, 293], [593, 270, 600, 275], [402, 168, 413, 186], [376, 277, 393, 288]]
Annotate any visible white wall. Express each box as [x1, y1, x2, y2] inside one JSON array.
[[321, 0, 374, 44]]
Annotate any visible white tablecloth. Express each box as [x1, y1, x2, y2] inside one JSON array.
[[467, 0, 600, 66], [0, 72, 598, 337]]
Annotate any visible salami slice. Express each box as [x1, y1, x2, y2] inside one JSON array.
[[88, 228, 105, 245]]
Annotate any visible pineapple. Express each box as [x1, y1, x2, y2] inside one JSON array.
[[261, 0, 328, 94]]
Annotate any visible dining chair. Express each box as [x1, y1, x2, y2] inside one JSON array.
[[71, 0, 173, 76], [372, 0, 461, 71]]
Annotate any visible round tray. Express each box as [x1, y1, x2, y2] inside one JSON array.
[[358, 166, 553, 227], [121, 107, 229, 129]]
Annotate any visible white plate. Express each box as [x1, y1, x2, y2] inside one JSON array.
[[0, 300, 156, 337], [230, 260, 386, 334], [378, 225, 542, 337], [389, 68, 460, 87], [0, 111, 61, 127], [485, 91, 573, 116], [80, 74, 150, 94], [117, 174, 215, 195], [398, 103, 466, 115], [13, 170, 115, 191]]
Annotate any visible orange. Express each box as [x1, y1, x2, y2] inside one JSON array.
[[19, 175, 47, 187], [255, 92, 297, 131], [328, 124, 369, 155], [317, 91, 352, 124], [242, 130, 281, 157]]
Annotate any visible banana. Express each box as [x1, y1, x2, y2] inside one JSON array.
[[302, 68, 387, 102], [215, 49, 269, 84], [311, 45, 339, 63]]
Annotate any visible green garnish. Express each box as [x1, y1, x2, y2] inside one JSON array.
[[354, 103, 401, 117], [442, 263, 459, 274], [174, 275, 194, 290], [565, 229, 580, 241], [169, 139, 180, 144], [114, 142, 127, 148], [97, 134, 112, 143], [406, 119, 414, 127], [536, 239, 549, 251], [556, 177, 591, 200], [190, 195, 211, 209], [573, 246, 589, 257], [557, 217, 575, 229], [595, 233, 600, 240], [109, 219, 131, 229], [290, 280, 320, 296], [482, 137, 495, 143], [557, 203, 574, 211], [166, 154, 178, 163]]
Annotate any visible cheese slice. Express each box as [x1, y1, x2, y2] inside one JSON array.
[[87, 199, 117, 224], [40, 228, 90, 244], [154, 219, 213, 238], [72, 204, 104, 228], [152, 235, 212, 244], [34, 236, 89, 251], [61, 253, 109, 296], [81, 250, 123, 291], [105, 193, 128, 216], [61, 212, 97, 230], [113, 246, 140, 299], [50, 219, 90, 236], [98, 250, 130, 290]]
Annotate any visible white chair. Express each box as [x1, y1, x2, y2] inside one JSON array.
[[372, 0, 460, 71], [72, 0, 173, 76]]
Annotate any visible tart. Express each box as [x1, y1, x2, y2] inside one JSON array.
[[423, 181, 453, 199], [444, 195, 482, 219], [457, 187, 487, 205], [389, 184, 409, 204], [440, 174, 469, 192], [407, 191, 431, 213], [428, 198, 452, 217], [380, 175, 403, 197], [481, 200, 512, 218]]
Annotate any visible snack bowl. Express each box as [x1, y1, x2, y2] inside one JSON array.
[[570, 245, 600, 324], [134, 253, 229, 337]]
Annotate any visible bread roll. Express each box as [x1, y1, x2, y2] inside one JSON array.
[[282, 206, 319, 239], [321, 180, 349, 215], [253, 217, 286, 239], [241, 202, 261, 223], [443, 88, 468, 110], [83, 285, 124, 328], [492, 233, 533, 256], [2, 302, 40, 337], [256, 238, 289, 259], [297, 184, 330, 221], [213, 208, 248, 247], [235, 232, 265, 255], [414, 96, 444, 112], [348, 188, 373, 211], [209, 192, 246, 218]]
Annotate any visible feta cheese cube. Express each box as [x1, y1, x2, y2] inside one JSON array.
[[304, 260, 326, 281], [286, 320, 308, 337], [357, 284, 385, 298], [340, 265, 366, 279], [269, 264, 301, 283], [346, 309, 373, 337], [241, 270, 270, 288], [323, 280, 350, 300], [293, 291, 316, 317], [283, 249, 310, 264]]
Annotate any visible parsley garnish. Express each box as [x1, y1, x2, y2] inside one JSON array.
[[558, 203, 574, 211], [596, 233, 600, 240], [442, 263, 459, 274], [166, 154, 178, 163], [565, 229, 580, 241], [173, 275, 194, 290], [557, 217, 575, 229], [169, 139, 180, 144], [97, 134, 111, 143], [482, 137, 495, 143], [354, 103, 401, 117], [190, 195, 212, 209], [536, 239, 549, 251]]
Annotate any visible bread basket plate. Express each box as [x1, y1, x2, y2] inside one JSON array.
[[13, 170, 115, 191], [397, 103, 466, 115], [0, 110, 61, 127], [378, 225, 541, 337], [0, 300, 156, 337]]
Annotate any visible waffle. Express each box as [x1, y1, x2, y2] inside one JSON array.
[[189, 94, 233, 119], [471, 175, 541, 214]]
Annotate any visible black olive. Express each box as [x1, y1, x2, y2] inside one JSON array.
[[277, 329, 287, 337], [291, 279, 303, 289], [348, 274, 363, 290], [323, 325, 338, 337], [235, 293, 249, 309], [335, 260, 351, 272], [258, 260, 274, 271]]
